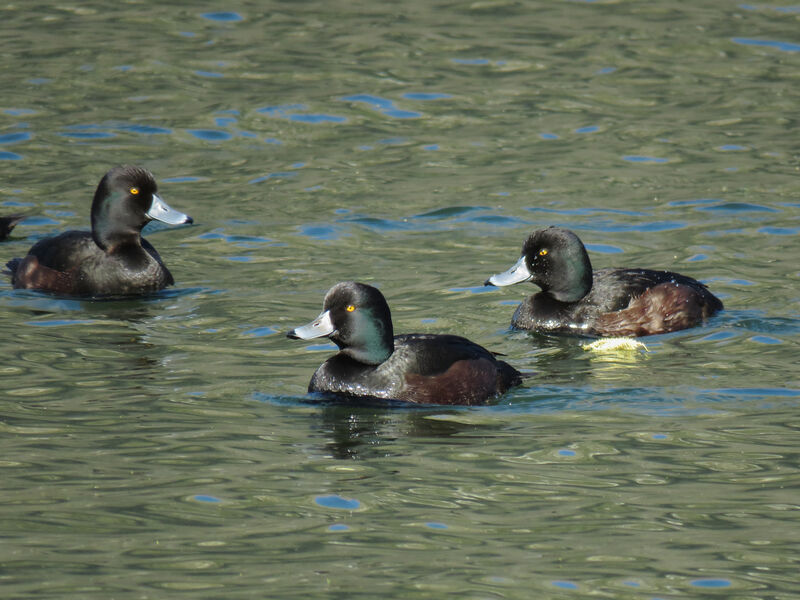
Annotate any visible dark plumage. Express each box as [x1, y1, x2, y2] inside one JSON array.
[[485, 226, 723, 337], [6, 166, 192, 297], [287, 281, 522, 405], [0, 214, 25, 240]]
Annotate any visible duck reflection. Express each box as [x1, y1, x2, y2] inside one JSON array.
[[316, 403, 501, 460]]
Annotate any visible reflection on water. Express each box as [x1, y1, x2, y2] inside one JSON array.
[[1, 0, 800, 597]]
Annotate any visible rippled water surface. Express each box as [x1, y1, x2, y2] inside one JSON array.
[[1, 1, 799, 598]]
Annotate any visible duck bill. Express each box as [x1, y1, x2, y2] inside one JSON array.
[[485, 256, 532, 287], [147, 194, 193, 225], [287, 310, 335, 340]]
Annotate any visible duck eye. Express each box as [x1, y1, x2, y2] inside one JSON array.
[[345, 304, 356, 312], [538, 248, 548, 256], [129, 187, 140, 195]]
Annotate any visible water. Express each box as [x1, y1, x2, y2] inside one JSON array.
[[1, 1, 799, 597]]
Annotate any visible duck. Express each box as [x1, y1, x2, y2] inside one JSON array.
[[0, 214, 25, 241], [6, 166, 192, 297], [287, 281, 522, 405], [485, 226, 723, 337]]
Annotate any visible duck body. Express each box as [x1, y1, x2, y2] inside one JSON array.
[[487, 227, 723, 337], [6, 166, 192, 297], [9, 231, 173, 296], [308, 332, 521, 405], [289, 282, 522, 405]]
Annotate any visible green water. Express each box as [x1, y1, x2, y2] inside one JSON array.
[[1, 1, 799, 598]]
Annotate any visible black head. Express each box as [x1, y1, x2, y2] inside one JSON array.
[[90, 166, 192, 251], [487, 226, 593, 302], [521, 227, 594, 302], [287, 281, 395, 365]]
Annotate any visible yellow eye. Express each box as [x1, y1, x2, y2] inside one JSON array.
[[538, 248, 548, 256], [129, 187, 140, 195], [346, 304, 356, 312]]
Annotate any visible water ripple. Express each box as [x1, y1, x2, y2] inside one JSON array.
[[340, 94, 422, 119]]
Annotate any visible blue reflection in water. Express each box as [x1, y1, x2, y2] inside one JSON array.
[[193, 495, 223, 503], [291, 113, 348, 123], [57, 123, 174, 138], [0, 151, 22, 160], [119, 124, 171, 135], [551, 580, 579, 590], [759, 226, 799, 235], [690, 578, 731, 588], [248, 171, 297, 184], [585, 243, 624, 254], [306, 343, 337, 352], [732, 37, 800, 52], [402, 92, 452, 100], [162, 176, 203, 183], [623, 155, 670, 163], [451, 58, 490, 65], [243, 326, 279, 337], [315, 495, 360, 510], [197, 229, 276, 245], [341, 94, 421, 119], [697, 202, 778, 213], [668, 198, 720, 207], [0, 132, 31, 144], [27, 319, 97, 327], [187, 129, 232, 141], [296, 224, 342, 240], [448, 286, 494, 295], [201, 12, 243, 22], [257, 104, 347, 123]]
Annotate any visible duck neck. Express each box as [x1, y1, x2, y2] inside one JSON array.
[[93, 229, 143, 254], [545, 251, 593, 303], [338, 310, 394, 366]]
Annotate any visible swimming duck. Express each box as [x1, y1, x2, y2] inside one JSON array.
[[6, 166, 192, 297], [485, 226, 723, 337], [288, 281, 522, 405]]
